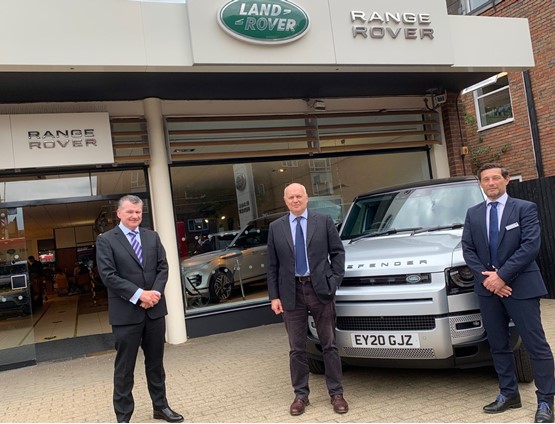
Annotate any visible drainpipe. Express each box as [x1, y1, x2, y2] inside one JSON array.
[[523, 71, 544, 178], [144, 97, 187, 344]]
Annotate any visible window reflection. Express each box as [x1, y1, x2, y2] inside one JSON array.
[[172, 151, 430, 314], [0, 170, 148, 204], [474, 74, 513, 130], [0, 177, 95, 202]]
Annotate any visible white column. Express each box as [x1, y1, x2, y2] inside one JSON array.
[[430, 106, 451, 178], [143, 97, 187, 344]]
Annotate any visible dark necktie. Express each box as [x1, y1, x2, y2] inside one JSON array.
[[129, 231, 143, 266], [295, 216, 308, 275], [489, 202, 499, 268]]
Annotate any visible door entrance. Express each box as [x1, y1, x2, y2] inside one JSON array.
[[23, 200, 115, 340], [0, 206, 36, 370], [0, 200, 119, 369]]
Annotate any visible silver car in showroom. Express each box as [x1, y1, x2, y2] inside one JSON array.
[[181, 212, 286, 304]]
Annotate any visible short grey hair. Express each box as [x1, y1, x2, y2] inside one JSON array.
[[118, 194, 143, 209]]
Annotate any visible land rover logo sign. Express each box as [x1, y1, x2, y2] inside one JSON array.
[[218, 0, 310, 45], [406, 274, 422, 284]]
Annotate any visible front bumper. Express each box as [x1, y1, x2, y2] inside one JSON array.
[[307, 312, 521, 370]]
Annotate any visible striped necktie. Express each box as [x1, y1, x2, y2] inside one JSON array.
[[129, 231, 143, 266]]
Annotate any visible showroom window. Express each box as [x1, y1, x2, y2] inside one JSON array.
[[171, 150, 431, 315], [168, 109, 439, 314], [470, 73, 514, 130]]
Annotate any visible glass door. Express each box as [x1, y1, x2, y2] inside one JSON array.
[[0, 207, 37, 370]]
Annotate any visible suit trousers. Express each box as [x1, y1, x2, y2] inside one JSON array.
[[479, 295, 555, 404], [112, 315, 168, 422], [282, 280, 343, 398]]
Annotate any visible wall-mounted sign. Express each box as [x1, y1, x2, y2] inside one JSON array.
[[233, 163, 258, 228], [1, 112, 114, 170], [329, 0, 453, 66], [218, 0, 310, 45], [350, 10, 434, 40]]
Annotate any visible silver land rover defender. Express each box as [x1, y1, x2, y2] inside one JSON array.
[[306, 177, 533, 382]]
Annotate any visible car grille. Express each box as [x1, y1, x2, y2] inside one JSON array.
[[341, 273, 432, 287], [343, 347, 436, 359], [337, 315, 436, 331], [449, 313, 484, 339]]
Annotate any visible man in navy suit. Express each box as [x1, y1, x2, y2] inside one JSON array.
[[96, 195, 183, 423], [462, 163, 555, 423], [267, 183, 348, 416]]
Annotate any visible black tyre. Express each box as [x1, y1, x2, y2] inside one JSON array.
[[514, 343, 534, 383], [308, 357, 325, 374], [209, 270, 233, 303]]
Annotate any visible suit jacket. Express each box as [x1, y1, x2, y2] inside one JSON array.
[[267, 210, 345, 310], [461, 196, 547, 299], [96, 226, 169, 325]]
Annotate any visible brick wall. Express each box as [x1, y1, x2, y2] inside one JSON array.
[[441, 93, 473, 177], [459, 0, 555, 180]]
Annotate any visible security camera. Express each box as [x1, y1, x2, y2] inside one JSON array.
[[307, 99, 326, 111]]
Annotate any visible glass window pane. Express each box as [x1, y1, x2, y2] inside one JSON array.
[[477, 87, 512, 127], [0, 176, 94, 202], [475, 75, 513, 129], [173, 151, 430, 314], [469, 0, 490, 11], [0, 170, 147, 203]]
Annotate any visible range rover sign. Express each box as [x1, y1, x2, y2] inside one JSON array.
[[218, 0, 310, 45]]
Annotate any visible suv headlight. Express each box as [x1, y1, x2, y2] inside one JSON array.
[[446, 265, 474, 295]]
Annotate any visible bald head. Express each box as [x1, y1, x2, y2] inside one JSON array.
[[284, 183, 308, 217]]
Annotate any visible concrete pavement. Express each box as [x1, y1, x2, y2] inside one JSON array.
[[1, 299, 555, 423]]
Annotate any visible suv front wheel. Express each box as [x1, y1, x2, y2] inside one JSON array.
[[209, 270, 234, 303]]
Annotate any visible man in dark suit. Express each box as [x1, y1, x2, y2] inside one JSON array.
[[267, 183, 348, 416], [96, 195, 183, 423], [462, 163, 555, 423]]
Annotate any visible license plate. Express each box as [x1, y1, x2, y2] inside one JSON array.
[[351, 332, 420, 348]]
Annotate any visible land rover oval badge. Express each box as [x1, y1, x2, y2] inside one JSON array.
[[218, 0, 310, 45], [406, 274, 422, 284]]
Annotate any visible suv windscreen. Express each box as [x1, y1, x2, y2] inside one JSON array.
[[230, 223, 269, 249], [341, 182, 484, 240]]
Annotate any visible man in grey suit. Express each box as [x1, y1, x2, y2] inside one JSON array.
[[267, 183, 348, 416], [96, 195, 183, 423], [462, 163, 555, 423]]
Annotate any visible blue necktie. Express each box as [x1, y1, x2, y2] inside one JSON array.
[[129, 231, 143, 266], [489, 202, 499, 268], [295, 217, 308, 275]]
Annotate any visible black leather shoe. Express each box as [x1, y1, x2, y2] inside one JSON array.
[[153, 407, 184, 423], [483, 394, 522, 413], [535, 403, 554, 423]]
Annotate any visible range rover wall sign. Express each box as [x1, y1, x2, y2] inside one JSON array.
[[218, 0, 310, 45]]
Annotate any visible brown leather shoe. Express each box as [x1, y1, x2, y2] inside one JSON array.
[[331, 394, 349, 414], [290, 397, 309, 416]]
